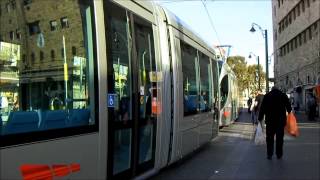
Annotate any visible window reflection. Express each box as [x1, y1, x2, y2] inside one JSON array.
[[199, 53, 212, 112], [181, 42, 199, 116], [107, 3, 132, 122], [0, 0, 96, 136]]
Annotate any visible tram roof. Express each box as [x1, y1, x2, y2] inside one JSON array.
[[159, 6, 217, 58], [130, 1, 217, 58]]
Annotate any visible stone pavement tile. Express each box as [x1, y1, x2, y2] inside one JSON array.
[[151, 116, 320, 180]]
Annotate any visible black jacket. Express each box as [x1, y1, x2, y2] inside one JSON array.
[[258, 89, 292, 127], [254, 94, 264, 113]]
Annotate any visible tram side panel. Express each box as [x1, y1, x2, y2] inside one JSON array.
[[197, 54, 215, 146], [153, 6, 172, 170], [166, 24, 216, 163]]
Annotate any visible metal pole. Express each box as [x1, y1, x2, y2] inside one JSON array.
[[265, 29, 269, 93], [257, 56, 260, 90], [63, 35, 68, 109]]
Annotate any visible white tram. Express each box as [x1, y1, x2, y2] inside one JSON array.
[[218, 61, 239, 127], [0, 0, 223, 179]]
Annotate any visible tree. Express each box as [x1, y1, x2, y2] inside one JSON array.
[[247, 64, 265, 95], [226, 56, 247, 93], [227, 56, 265, 97]]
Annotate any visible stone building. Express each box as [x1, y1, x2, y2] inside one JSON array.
[[272, 0, 320, 111]]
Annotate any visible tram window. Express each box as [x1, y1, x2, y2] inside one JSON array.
[[211, 60, 219, 110], [106, 2, 132, 122], [181, 41, 199, 116], [0, 0, 97, 142], [134, 15, 157, 119], [199, 53, 212, 112]]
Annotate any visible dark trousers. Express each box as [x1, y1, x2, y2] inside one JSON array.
[[266, 124, 284, 157], [308, 106, 316, 121]]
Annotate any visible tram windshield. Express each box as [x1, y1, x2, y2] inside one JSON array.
[[220, 75, 229, 108]]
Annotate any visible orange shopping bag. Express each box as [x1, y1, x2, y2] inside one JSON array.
[[285, 112, 299, 137]]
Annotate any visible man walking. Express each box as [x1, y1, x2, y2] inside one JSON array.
[[253, 90, 264, 124], [247, 97, 252, 113], [258, 86, 292, 160]]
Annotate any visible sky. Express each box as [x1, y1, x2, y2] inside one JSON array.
[[154, 0, 274, 77]]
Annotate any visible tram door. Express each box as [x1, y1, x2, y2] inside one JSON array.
[[104, 2, 157, 179]]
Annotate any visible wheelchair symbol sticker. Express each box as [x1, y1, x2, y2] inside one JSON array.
[[107, 94, 116, 108]]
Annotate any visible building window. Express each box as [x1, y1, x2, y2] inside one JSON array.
[[314, 22, 318, 30], [290, 41, 293, 51], [284, 17, 288, 27], [61, 17, 69, 28], [9, 31, 15, 40], [11, 1, 16, 10], [278, 23, 281, 33], [298, 34, 302, 46], [288, 12, 292, 24], [31, 52, 35, 63], [297, 4, 300, 16], [301, 0, 305, 12], [22, 54, 26, 63], [278, 0, 280, 8], [303, 31, 307, 43], [23, 0, 32, 6], [51, 49, 55, 60], [306, 0, 310, 7], [28, 21, 40, 35], [61, 48, 64, 58], [40, 51, 44, 61], [72, 46, 76, 55], [50, 20, 57, 31], [293, 7, 296, 20], [308, 27, 312, 40], [294, 37, 297, 48], [6, 3, 11, 13], [16, 29, 21, 40]]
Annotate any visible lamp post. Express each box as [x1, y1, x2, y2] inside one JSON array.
[[248, 52, 260, 90], [250, 23, 269, 92]]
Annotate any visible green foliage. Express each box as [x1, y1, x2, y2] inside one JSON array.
[[227, 56, 265, 96]]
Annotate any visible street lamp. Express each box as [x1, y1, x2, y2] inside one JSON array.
[[250, 23, 269, 93], [248, 52, 260, 90]]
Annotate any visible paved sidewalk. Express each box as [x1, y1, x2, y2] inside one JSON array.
[[151, 109, 320, 180]]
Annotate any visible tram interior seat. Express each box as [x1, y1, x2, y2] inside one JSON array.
[[1, 109, 91, 135], [40, 110, 68, 130], [69, 109, 90, 126], [2, 111, 39, 135], [185, 95, 198, 113]]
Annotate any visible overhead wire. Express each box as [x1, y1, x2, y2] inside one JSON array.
[[200, 0, 223, 57], [157, 0, 224, 57]]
